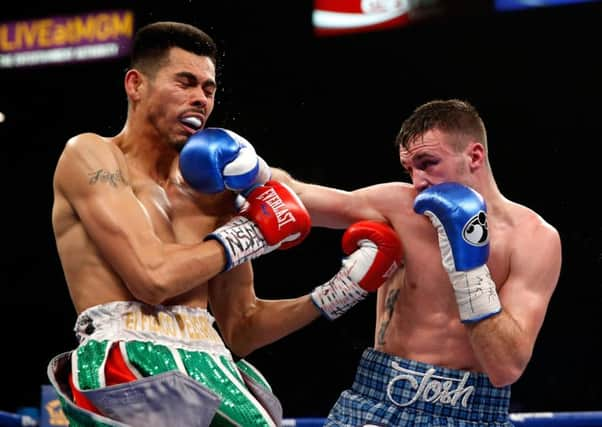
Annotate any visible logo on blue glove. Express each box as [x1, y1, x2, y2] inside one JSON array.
[[462, 211, 488, 246]]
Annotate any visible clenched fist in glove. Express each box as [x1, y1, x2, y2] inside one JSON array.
[[414, 182, 501, 323], [205, 180, 311, 270], [311, 220, 403, 320], [179, 127, 271, 194]]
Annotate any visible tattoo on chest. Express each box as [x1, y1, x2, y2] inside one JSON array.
[[377, 288, 400, 346], [88, 169, 127, 187]]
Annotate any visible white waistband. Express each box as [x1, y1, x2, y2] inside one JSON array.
[[75, 301, 230, 356]]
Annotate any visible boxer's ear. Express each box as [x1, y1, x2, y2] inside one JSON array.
[[125, 69, 144, 102], [466, 142, 486, 172]]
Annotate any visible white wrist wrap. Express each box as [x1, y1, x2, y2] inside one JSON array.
[[311, 269, 368, 321], [206, 217, 277, 270], [449, 265, 501, 323]]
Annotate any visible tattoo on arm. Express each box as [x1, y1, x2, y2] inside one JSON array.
[[88, 169, 128, 187], [377, 289, 399, 346]]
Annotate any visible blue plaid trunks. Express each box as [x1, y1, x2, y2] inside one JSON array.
[[325, 348, 513, 426]]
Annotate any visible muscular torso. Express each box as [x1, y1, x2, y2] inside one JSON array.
[[373, 185, 516, 371], [52, 138, 237, 314]]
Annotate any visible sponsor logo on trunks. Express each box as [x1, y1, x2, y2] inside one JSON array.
[[386, 362, 474, 408], [123, 310, 222, 342]]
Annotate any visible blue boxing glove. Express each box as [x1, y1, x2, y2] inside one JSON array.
[[414, 182, 501, 323], [179, 128, 271, 194]]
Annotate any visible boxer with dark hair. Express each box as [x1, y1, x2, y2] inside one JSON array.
[[48, 21, 402, 427]]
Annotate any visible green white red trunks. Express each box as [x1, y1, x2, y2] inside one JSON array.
[[47, 301, 282, 427]]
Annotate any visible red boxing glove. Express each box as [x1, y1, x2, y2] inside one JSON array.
[[311, 221, 403, 320], [241, 180, 311, 250], [341, 220, 403, 292], [206, 180, 311, 270]]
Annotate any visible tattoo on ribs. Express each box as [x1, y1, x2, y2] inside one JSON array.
[[377, 288, 400, 346], [88, 169, 127, 187]]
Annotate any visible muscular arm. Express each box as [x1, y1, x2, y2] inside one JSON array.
[[467, 220, 561, 386], [54, 134, 228, 305], [208, 264, 321, 357], [271, 167, 404, 228], [209, 216, 404, 357]]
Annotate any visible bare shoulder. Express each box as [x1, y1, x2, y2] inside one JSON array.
[[508, 200, 561, 251], [54, 133, 125, 190], [502, 200, 562, 297], [53, 133, 129, 201], [59, 132, 119, 161], [515, 202, 558, 234]]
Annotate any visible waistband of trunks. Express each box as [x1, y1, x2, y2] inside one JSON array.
[[352, 348, 511, 422], [74, 301, 230, 356]]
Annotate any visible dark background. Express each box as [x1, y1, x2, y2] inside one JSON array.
[[1, 0, 601, 419]]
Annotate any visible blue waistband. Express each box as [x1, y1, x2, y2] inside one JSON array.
[[351, 348, 511, 422]]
